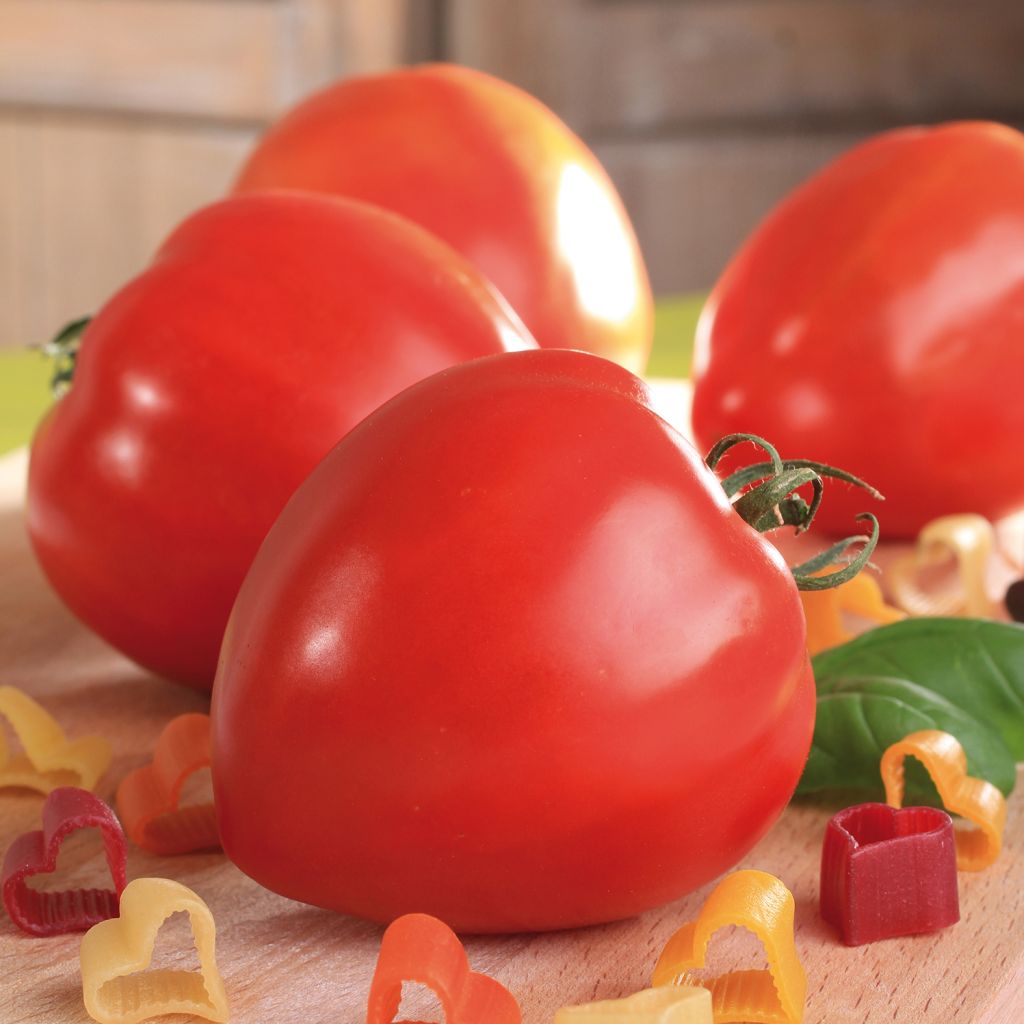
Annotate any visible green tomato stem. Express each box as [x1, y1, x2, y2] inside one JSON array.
[[42, 316, 91, 397], [704, 433, 883, 592]]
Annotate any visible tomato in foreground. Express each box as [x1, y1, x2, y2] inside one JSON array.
[[233, 63, 654, 373], [28, 193, 533, 689], [692, 121, 1024, 538], [211, 349, 814, 932]]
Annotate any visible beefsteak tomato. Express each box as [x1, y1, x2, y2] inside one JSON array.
[[211, 349, 814, 932], [233, 63, 653, 373], [28, 193, 533, 689], [692, 121, 1024, 538]]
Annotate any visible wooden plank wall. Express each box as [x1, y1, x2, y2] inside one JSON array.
[[445, 0, 1024, 295], [0, 0, 411, 349], [0, 112, 253, 349]]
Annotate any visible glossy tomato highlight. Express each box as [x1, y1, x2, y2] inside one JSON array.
[[692, 121, 1024, 538], [28, 193, 534, 689], [233, 63, 653, 372], [212, 349, 814, 932]]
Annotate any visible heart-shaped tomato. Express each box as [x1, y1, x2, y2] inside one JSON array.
[[211, 350, 814, 932], [692, 122, 1024, 538], [233, 64, 653, 373], [28, 193, 533, 688]]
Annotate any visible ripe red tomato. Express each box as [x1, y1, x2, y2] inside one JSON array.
[[233, 63, 654, 373], [692, 121, 1024, 539], [211, 349, 813, 932], [28, 193, 533, 689]]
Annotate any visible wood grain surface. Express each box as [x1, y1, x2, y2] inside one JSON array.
[[0, 446, 1022, 1024]]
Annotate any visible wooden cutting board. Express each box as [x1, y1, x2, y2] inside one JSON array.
[[0, 446, 1022, 1024]]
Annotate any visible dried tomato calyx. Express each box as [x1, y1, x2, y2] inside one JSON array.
[[704, 432, 882, 592], [42, 316, 91, 397]]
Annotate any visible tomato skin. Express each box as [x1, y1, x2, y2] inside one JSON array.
[[27, 193, 533, 689], [692, 122, 1024, 539], [233, 64, 653, 373], [211, 349, 813, 932]]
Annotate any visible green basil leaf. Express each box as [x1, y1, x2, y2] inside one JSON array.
[[813, 618, 1024, 758], [818, 675, 1016, 796], [799, 692, 935, 797]]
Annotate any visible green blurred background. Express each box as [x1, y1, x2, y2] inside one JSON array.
[[0, 294, 704, 456]]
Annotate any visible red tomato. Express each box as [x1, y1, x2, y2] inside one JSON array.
[[692, 122, 1024, 539], [211, 349, 813, 932], [233, 63, 653, 373], [28, 193, 533, 689]]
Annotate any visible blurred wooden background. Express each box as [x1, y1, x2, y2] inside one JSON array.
[[2, 0, 1024, 350]]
